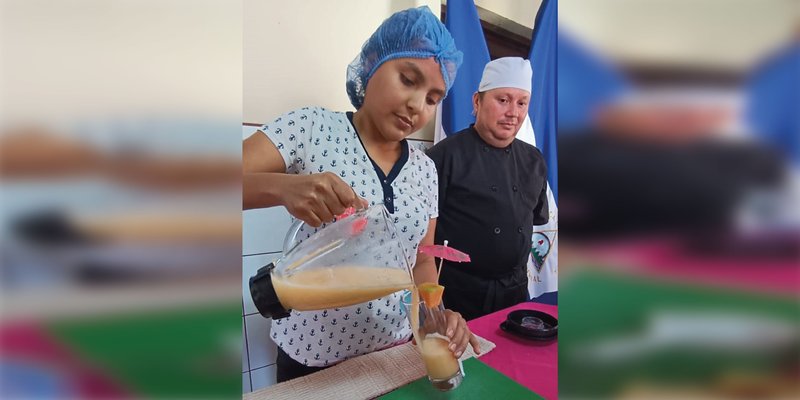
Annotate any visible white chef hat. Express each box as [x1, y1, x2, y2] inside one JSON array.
[[478, 57, 532, 93]]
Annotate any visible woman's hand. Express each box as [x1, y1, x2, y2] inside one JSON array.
[[281, 172, 368, 227], [243, 131, 367, 216], [444, 309, 481, 358]]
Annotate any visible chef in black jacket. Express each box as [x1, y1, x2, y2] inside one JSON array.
[[427, 57, 549, 320]]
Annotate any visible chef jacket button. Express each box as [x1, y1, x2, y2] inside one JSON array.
[[505, 148, 511, 154], [483, 147, 489, 152], [512, 185, 518, 192], [491, 185, 497, 192], [493, 227, 501, 234], [517, 227, 523, 233]]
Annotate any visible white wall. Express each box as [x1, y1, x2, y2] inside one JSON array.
[[243, 0, 440, 141], [241, 124, 285, 392], [474, 0, 541, 30]]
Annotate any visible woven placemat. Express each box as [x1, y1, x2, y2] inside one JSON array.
[[244, 334, 496, 400]]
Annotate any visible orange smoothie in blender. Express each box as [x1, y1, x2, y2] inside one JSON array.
[[271, 265, 413, 310]]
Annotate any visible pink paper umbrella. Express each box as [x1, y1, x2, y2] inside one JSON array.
[[418, 240, 471, 283], [419, 241, 471, 262]]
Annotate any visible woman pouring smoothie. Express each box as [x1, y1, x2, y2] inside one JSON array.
[[243, 6, 481, 382]]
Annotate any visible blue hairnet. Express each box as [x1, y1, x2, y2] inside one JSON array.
[[346, 6, 463, 109]]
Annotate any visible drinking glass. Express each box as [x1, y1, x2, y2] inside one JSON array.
[[401, 291, 463, 391]]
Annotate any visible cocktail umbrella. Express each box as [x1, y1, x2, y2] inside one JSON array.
[[418, 240, 471, 283]]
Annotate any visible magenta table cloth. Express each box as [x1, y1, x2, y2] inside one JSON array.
[[467, 302, 558, 399]]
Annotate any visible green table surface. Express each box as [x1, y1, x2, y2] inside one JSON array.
[[379, 357, 544, 400]]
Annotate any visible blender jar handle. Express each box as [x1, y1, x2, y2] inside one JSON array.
[[282, 218, 305, 253]]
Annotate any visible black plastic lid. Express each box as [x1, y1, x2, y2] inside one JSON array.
[[500, 309, 558, 341], [249, 263, 291, 319]]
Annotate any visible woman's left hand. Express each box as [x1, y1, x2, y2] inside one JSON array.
[[444, 309, 481, 358]]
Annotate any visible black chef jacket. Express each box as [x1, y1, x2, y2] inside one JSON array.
[[426, 126, 549, 320]]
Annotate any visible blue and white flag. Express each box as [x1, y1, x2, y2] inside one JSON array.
[[434, 0, 490, 143], [526, 0, 558, 299], [528, 0, 558, 203], [518, 115, 559, 299]]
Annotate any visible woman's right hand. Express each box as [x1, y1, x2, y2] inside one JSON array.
[[281, 172, 368, 227]]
